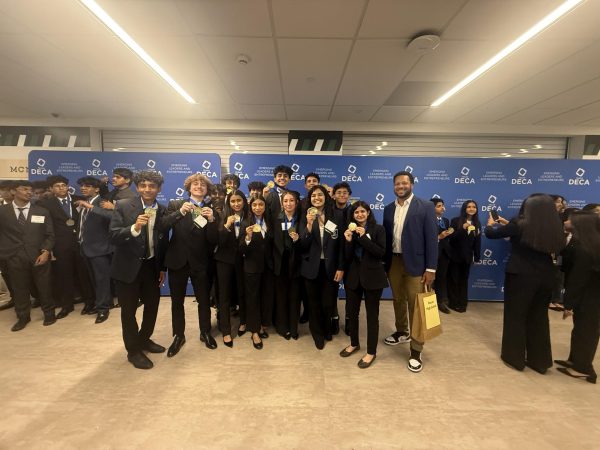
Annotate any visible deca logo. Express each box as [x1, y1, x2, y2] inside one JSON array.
[[482, 195, 502, 212], [147, 160, 156, 169], [37, 158, 46, 167], [232, 162, 249, 180], [404, 165, 413, 173], [197, 160, 217, 178], [202, 160, 211, 170], [476, 248, 497, 266], [31, 157, 53, 175], [370, 193, 385, 210], [290, 163, 304, 181], [87, 158, 107, 176], [343, 164, 362, 182], [291, 163, 300, 173], [569, 167, 589, 186], [512, 167, 532, 185], [488, 195, 497, 204], [68, 186, 76, 195], [431, 194, 441, 199], [175, 187, 185, 197], [455, 166, 475, 184]]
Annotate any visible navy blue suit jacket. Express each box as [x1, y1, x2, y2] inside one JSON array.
[[383, 195, 438, 276], [80, 196, 113, 258]]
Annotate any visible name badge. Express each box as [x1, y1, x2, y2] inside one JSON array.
[[194, 214, 207, 228], [281, 222, 289, 231], [31, 215, 45, 224], [324, 220, 337, 234]]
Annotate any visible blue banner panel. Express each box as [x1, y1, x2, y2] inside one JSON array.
[[28, 150, 222, 295], [230, 153, 600, 301]]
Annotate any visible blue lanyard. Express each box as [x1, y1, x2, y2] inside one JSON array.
[[142, 199, 158, 210], [284, 214, 296, 230], [255, 216, 264, 227], [188, 197, 205, 207]]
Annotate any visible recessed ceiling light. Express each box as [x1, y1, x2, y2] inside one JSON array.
[[520, 149, 529, 153], [500, 153, 509, 156], [431, 0, 584, 107], [376, 146, 382, 150], [381, 141, 388, 146], [235, 146, 240, 150], [504, 154, 512, 157], [79, 0, 196, 104], [230, 140, 236, 146], [534, 144, 543, 149], [369, 150, 376, 154]]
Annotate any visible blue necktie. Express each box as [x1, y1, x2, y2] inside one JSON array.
[[61, 198, 70, 216]]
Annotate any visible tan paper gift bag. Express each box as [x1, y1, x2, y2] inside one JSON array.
[[411, 286, 443, 343]]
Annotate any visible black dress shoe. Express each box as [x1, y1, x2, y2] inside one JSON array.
[[331, 316, 340, 335], [11, 317, 30, 332], [0, 299, 15, 311], [43, 314, 57, 326], [438, 303, 451, 314], [81, 304, 92, 315], [291, 333, 299, 340], [314, 336, 325, 350], [127, 352, 153, 370], [143, 339, 166, 353], [358, 354, 376, 369], [252, 335, 263, 350], [284, 332, 291, 340], [237, 327, 247, 337], [223, 338, 233, 348], [554, 359, 573, 368], [95, 311, 109, 324], [325, 333, 332, 341], [56, 306, 74, 319], [525, 361, 547, 374], [339, 345, 360, 357], [259, 329, 269, 339], [200, 332, 217, 349], [167, 335, 186, 357]]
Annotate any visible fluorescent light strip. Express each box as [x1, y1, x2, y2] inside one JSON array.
[[80, 0, 196, 104], [431, 0, 585, 107]]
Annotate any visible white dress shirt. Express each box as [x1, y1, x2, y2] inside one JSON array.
[[392, 193, 413, 254], [130, 198, 156, 258], [12, 202, 31, 220]]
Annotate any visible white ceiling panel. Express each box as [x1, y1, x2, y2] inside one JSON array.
[[278, 39, 352, 105], [240, 104, 286, 120], [371, 106, 426, 122], [0, 101, 38, 117], [198, 37, 282, 105], [385, 81, 454, 107], [175, 0, 272, 37], [534, 77, 600, 110], [329, 106, 378, 121], [443, 0, 564, 41], [359, 0, 466, 38], [495, 108, 567, 125], [286, 105, 330, 121], [336, 40, 419, 105], [536, 101, 600, 126], [272, 0, 365, 38], [411, 106, 465, 123], [539, 0, 600, 41]]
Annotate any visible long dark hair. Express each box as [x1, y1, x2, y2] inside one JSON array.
[[307, 185, 335, 218], [348, 200, 376, 227], [518, 193, 565, 254], [248, 194, 270, 225], [570, 210, 600, 264], [457, 199, 481, 229], [223, 189, 249, 222], [281, 190, 301, 221]]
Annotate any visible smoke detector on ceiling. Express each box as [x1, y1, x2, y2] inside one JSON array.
[[407, 34, 440, 55], [236, 54, 251, 65]]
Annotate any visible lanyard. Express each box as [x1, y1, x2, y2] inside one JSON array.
[[284, 214, 296, 230], [188, 197, 205, 207]]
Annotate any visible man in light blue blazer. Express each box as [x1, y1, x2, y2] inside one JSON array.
[[382, 170, 438, 373]]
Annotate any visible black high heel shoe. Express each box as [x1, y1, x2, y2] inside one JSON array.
[[237, 326, 247, 337], [252, 334, 263, 350], [223, 336, 233, 348], [557, 367, 597, 384], [554, 359, 573, 368]]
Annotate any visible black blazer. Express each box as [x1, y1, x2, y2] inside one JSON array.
[[38, 195, 84, 251], [436, 217, 452, 258], [160, 199, 218, 271], [449, 217, 481, 264], [214, 216, 244, 265], [265, 189, 282, 217], [239, 218, 273, 274], [562, 241, 600, 310], [0, 203, 54, 262], [298, 209, 345, 280], [80, 196, 113, 258], [272, 212, 301, 277], [344, 223, 389, 291], [484, 220, 554, 276]]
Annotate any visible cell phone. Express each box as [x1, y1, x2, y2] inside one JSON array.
[[490, 210, 499, 221]]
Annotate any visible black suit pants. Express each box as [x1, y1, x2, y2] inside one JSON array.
[[216, 260, 244, 336], [116, 259, 161, 355], [502, 272, 552, 371], [434, 252, 450, 304], [274, 261, 301, 336], [304, 261, 337, 346], [53, 244, 94, 308], [448, 261, 471, 310], [243, 270, 274, 333], [84, 254, 112, 312], [346, 285, 382, 355], [569, 294, 600, 375], [168, 264, 211, 336], [6, 249, 54, 320]]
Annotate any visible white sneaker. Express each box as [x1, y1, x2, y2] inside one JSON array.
[[383, 331, 411, 345]]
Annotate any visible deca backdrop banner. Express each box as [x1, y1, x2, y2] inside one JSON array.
[[28, 150, 221, 296], [230, 153, 600, 301]]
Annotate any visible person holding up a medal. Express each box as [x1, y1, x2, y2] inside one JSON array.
[[240, 195, 274, 350], [299, 185, 345, 350], [273, 190, 302, 340], [262, 164, 293, 217], [160, 174, 219, 357], [215, 189, 249, 347], [448, 200, 482, 313]]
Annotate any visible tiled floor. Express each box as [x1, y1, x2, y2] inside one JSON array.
[[1, 300, 598, 449]]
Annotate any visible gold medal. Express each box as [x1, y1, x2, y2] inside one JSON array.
[[226, 187, 233, 194], [307, 207, 318, 216], [144, 207, 156, 216], [193, 206, 203, 217], [348, 222, 357, 231], [65, 219, 75, 226], [288, 226, 296, 234], [267, 181, 275, 189], [467, 225, 476, 234], [253, 224, 261, 233], [233, 214, 240, 223], [447, 227, 454, 234]]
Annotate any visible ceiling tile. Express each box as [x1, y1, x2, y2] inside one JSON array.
[[240, 104, 286, 120], [175, 0, 272, 37], [371, 106, 426, 122], [536, 101, 600, 125], [198, 37, 282, 104], [534, 77, 600, 110], [384, 81, 453, 106], [285, 105, 330, 121], [272, 0, 365, 38], [336, 40, 419, 105], [330, 106, 378, 121], [278, 38, 352, 105], [359, 0, 466, 38], [495, 108, 567, 125], [411, 106, 464, 123]]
